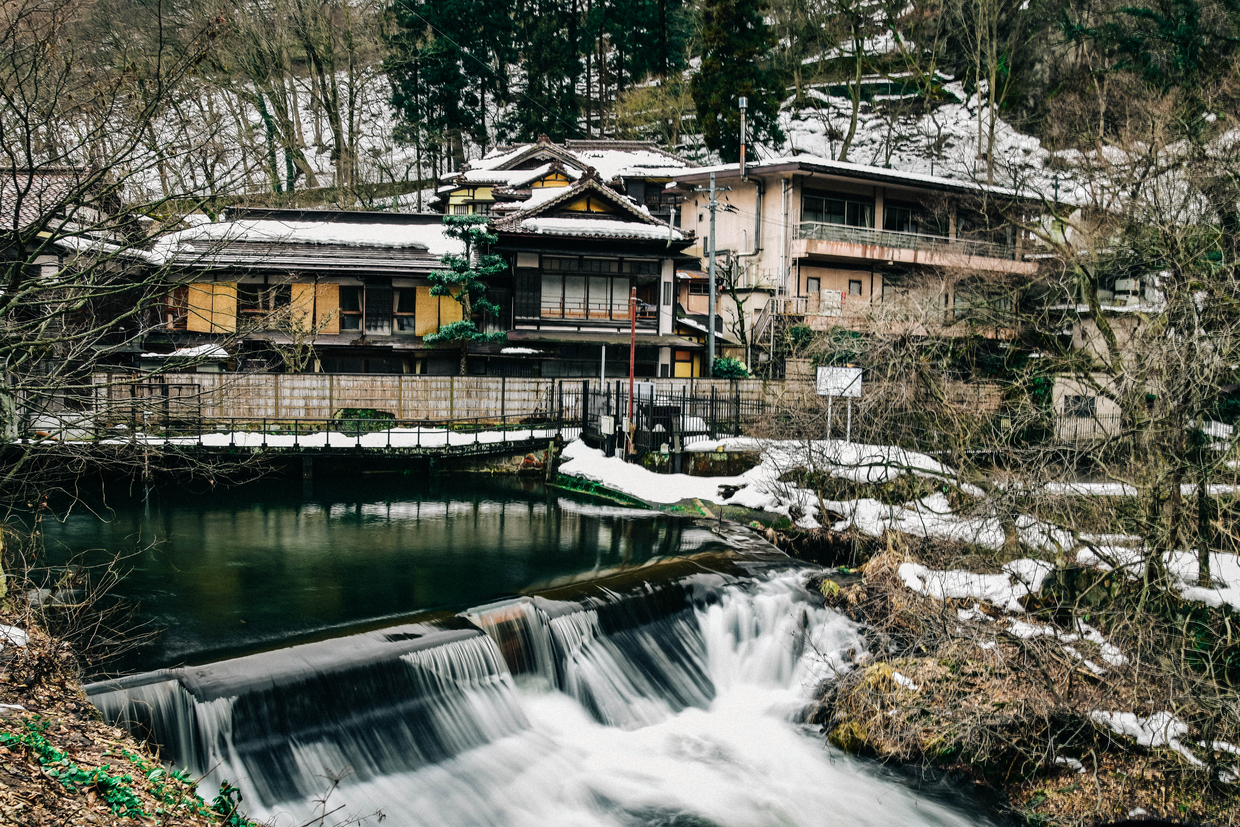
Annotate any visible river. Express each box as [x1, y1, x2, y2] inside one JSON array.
[[49, 474, 995, 827]]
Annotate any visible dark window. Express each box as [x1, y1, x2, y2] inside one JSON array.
[[339, 286, 363, 330], [689, 281, 710, 295], [803, 194, 873, 228], [1065, 395, 1096, 418], [543, 257, 579, 272], [164, 285, 188, 330], [394, 289, 417, 333], [624, 260, 659, 275], [848, 280, 863, 296], [237, 284, 291, 316], [883, 205, 915, 233], [514, 270, 540, 317], [581, 259, 620, 273], [365, 284, 393, 333]]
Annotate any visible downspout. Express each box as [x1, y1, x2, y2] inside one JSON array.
[[779, 177, 790, 302]]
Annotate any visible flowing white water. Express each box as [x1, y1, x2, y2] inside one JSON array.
[[203, 571, 990, 827]]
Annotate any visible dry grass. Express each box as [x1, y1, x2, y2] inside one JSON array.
[[0, 607, 252, 827], [807, 548, 1240, 827]]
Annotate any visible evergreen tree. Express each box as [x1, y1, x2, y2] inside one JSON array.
[[386, 0, 513, 168], [506, 0, 583, 140], [691, 0, 786, 161], [424, 216, 508, 375]]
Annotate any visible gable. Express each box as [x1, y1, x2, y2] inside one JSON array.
[[559, 194, 621, 214]]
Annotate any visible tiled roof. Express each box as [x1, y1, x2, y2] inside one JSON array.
[[0, 169, 85, 233]]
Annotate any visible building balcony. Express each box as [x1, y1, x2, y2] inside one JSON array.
[[793, 222, 1037, 275]]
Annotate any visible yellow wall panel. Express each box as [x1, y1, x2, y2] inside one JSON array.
[[439, 293, 463, 325], [290, 283, 340, 335], [414, 286, 439, 336], [211, 283, 237, 333], [186, 283, 214, 333]]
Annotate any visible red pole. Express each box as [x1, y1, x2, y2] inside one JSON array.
[[628, 287, 636, 453]]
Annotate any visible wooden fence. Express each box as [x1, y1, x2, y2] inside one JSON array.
[[91, 373, 782, 422]]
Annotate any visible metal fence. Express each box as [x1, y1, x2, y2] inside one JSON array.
[[576, 381, 767, 456]]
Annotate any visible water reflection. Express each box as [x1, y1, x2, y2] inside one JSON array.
[[39, 475, 722, 674]]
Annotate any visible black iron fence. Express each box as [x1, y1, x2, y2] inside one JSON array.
[[571, 380, 767, 457]]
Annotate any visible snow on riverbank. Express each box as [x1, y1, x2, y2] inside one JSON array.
[[558, 437, 1240, 613], [560, 438, 1062, 547]]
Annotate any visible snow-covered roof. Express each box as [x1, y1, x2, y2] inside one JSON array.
[[569, 148, 694, 181], [453, 140, 693, 183], [518, 217, 683, 240], [670, 154, 1026, 198], [141, 344, 230, 359], [153, 218, 465, 262]]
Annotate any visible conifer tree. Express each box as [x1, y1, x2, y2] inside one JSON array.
[[691, 0, 786, 161], [424, 216, 508, 375]]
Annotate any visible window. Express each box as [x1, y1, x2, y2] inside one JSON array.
[[543, 257, 579, 271], [806, 277, 820, 295], [1064, 395, 1096, 418], [624, 260, 659, 275], [688, 281, 710, 295], [581, 259, 619, 273], [883, 205, 915, 234], [237, 284, 291, 316], [339, 286, 363, 331], [394, 289, 417, 332], [452, 205, 470, 215], [164, 285, 189, 330], [848, 280, 863, 296], [662, 282, 672, 306], [803, 194, 873, 228], [474, 202, 492, 215]]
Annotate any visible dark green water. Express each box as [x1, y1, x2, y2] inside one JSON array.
[[36, 475, 722, 674]]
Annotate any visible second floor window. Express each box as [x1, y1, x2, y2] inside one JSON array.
[[394, 289, 417, 332], [803, 194, 873, 228], [238, 284, 290, 317], [339, 286, 363, 330]]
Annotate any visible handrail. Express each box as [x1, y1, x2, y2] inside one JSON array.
[[796, 221, 1016, 260]]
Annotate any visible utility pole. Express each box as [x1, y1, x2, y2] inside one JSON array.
[[707, 172, 717, 377], [695, 173, 729, 377]]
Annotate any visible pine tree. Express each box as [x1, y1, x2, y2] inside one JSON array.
[[424, 216, 508, 375], [386, 0, 513, 168], [691, 0, 786, 161], [506, 0, 583, 140]]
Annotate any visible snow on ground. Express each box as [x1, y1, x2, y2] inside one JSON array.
[[1090, 711, 1203, 766], [563, 437, 1075, 545], [898, 559, 1053, 613], [1075, 546, 1240, 612], [0, 625, 28, 650]]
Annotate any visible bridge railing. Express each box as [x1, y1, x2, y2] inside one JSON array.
[[23, 411, 583, 451]]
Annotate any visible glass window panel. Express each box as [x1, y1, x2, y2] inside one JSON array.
[[395, 289, 417, 313], [612, 278, 632, 313], [339, 287, 362, 312], [588, 277, 611, 318], [541, 274, 562, 317], [563, 276, 587, 317]]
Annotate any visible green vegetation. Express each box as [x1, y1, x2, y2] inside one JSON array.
[[0, 716, 258, 825]]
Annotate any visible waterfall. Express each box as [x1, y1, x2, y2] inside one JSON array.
[[87, 569, 992, 827]]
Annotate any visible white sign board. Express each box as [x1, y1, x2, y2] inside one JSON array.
[[600, 415, 615, 434], [816, 366, 862, 398]]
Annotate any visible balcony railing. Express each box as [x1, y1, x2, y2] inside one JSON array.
[[796, 222, 1017, 261]]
